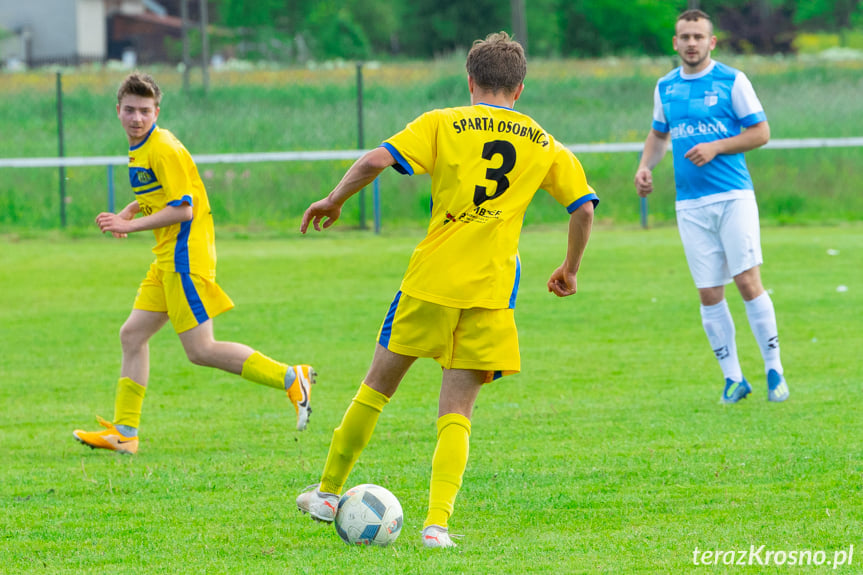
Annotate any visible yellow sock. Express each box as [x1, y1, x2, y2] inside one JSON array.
[[240, 351, 289, 390], [113, 377, 146, 429], [424, 413, 472, 529], [319, 382, 390, 494]]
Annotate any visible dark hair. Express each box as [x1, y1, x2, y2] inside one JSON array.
[[117, 72, 162, 106], [678, 9, 712, 25], [465, 31, 526, 94]]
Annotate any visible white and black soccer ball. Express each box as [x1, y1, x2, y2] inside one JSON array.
[[334, 483, 403, 546]]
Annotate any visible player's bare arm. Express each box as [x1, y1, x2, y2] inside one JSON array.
[[547, 200, 594, 298], [96, 203, 192, 235], [100, 201, 141, 238], [684, 121, 770, 167], [301, 147, 395, 233], [635, 129, 671, 197]]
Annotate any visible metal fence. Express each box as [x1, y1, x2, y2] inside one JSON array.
[[3, 138, 862, 233]]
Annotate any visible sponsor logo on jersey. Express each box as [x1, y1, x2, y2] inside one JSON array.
[[447, 205, 504, 225], [670, 119, 728, 140], [704, 91, 718, 107], [129, 167, 157, 187]]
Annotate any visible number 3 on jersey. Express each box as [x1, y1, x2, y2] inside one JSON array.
[[474, 140, 516, 206]]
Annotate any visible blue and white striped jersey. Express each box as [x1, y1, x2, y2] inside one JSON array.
[[652, 60, 767, 208]]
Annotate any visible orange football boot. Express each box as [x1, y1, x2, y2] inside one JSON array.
[[286, 365, 317, 431], [73, 416, 138, 454]]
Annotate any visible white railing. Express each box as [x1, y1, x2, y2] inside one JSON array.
[[2, 137, 863, 168], [2, 137, 861, 231]]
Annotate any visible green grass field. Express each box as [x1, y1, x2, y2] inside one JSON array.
[[1, 223, 861, 573]]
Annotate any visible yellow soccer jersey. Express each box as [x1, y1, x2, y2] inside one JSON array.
[[383, 104, 598, 309], [128, 125, 217, 277]]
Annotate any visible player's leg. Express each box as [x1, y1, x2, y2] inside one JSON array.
[[178, 318, 255, 373], [422, 368, 484, 549], [73, 264, 168, 453], [116, 309, 170, 431], [736, 267, 784, 393], [722, 198, 788, 401], [678, 205, 749, 403], [320, 291, 452, 496], [298, 291, 442, 521], [322, 345, 414, 491], [177, 319, 316, 429], [422, 306, 519, 548], [73, 308, 168, 454], [698, 284, 749, 401], [120, 309, 170, 387], [297, 344, 415, 521], [168, 271, 317, 428], [724, 234, 787, 401]]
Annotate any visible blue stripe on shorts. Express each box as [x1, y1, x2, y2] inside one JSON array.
[[180, 273, 210, 324], [508, 256, 521, 309], [174, 219, 192, 274], [378, 290, 402, 348]]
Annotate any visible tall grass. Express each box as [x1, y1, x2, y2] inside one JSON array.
[[3, 56, 863, 231]]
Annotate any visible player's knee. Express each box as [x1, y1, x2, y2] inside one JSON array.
[[119, 322, 147, 350], [184, 346, 214, 367], [734, 271, 763, 300]]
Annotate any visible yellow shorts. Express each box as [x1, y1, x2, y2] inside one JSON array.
[[377, 291, 520, 382], [133, 261, 234, 333]]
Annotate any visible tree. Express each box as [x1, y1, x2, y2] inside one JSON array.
[[524, 0, 564, 56], [701, 0, 796, 53], [343, 0, 401, 55], [558, 0, 684, 57], [212, 0, 863, 61], [217, 0, 294, 29], [400, 0, 509, 57], [793, 0, 863, 31], [217, 0, 400, 60]]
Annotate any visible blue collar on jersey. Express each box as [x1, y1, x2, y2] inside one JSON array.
[[129, 124, 157, 151], [476, 102, 514, 111]]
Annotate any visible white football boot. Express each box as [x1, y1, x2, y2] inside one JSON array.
[[296, 484, 339, 522], [421, 525, 458, 548]]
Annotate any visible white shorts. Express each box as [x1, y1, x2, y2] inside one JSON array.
[[676, 198, 762, 289]]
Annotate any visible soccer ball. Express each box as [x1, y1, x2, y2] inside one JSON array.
[[334, 483, 403, 546]]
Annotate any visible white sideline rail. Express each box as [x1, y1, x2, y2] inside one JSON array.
[[1, 137, 862, 168]]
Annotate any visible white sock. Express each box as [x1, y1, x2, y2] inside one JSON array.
[[744, 291, 783, 375], [700, 300, 743, 382]]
